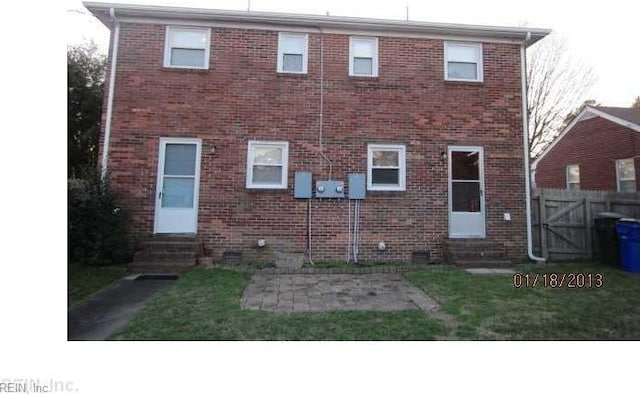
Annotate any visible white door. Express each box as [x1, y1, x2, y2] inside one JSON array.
[[154, 138, 202, 234], [448, 146, 485, 238]]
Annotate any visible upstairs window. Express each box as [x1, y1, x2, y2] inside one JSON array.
[[277, 33, 308, 74], [566, 164, 580, 190], [444, 42, 483, 82], [349, 36, 378, 77], [246, 141, 289, 189], [367, 144, 406, 191], [616, 158, 636, 192], [164, 26, 211, 69]]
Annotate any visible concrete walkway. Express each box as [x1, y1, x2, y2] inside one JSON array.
[[68, 275, 176, 340], [241, 273, 439, 313], [465, 268, 516, 275]]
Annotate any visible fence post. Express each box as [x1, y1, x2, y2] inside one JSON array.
[[539, 188, 548, 259], [584, 198, 593, 259]]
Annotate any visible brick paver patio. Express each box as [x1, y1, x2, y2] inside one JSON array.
[[240, 273, 440, 313]]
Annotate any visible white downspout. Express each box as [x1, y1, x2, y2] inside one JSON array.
[[521, 32, 546, 264], [100, 7, 120, 180]]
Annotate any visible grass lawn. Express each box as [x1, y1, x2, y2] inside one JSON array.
[[115, 268, 447, 340], [114, 262, 640, 340], [68, 264, 128, 307], [407, 262, 640, 340]]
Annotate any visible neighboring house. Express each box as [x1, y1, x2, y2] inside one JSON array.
[[85, 2, 549, 267], [533, 106, 640, 192]]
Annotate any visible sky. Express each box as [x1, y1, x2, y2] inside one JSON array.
[[66, 0, 640, 107]]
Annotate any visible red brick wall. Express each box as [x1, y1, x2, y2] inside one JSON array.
[[535, 117, 640, 191], [102, 21, 528, 263]]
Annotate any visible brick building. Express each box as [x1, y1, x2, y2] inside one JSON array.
[[85, 2, 550, 269], [533, 106, 640, 192]]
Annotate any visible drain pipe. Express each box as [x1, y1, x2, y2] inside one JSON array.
[[521, 32, 546, 264], [100, 7, 121, 180]]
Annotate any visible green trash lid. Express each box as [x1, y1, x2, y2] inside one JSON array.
[[595, 212, 625, 219]]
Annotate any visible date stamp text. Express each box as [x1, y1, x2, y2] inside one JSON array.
[[512, 272, 604, 288]]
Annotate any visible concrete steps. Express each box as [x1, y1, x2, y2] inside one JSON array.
[[452, 260, 514, 268], [443, 239, 512, 267], [128, 262, 196, 273], [128, 237, 199, 273]]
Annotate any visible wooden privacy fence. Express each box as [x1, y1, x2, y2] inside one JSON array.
[[532, 188, 640, 261]]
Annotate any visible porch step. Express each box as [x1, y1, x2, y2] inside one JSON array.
[[130, 237, 200, 273], [137, 241, 199, 252], [134, 251, 198, 262], [448, 249, 506, 261], [443, 239, 511, 266], [454, 260, 514, 268], [127, 261, 196, 273]]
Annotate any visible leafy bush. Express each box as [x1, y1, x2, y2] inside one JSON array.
[[68, 170, 131, 266]]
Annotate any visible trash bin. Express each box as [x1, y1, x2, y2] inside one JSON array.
[[594, 212, 625, 265], [615, 219, 640, 273]]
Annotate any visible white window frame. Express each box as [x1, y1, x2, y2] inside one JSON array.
[[164, 26, 211, 69], [367, 144, 406, 191], [444, 41, 483, 82], [246, 141, 289, 189], [566, 164, 580, 190], [277, 32, 308, 74], [349, 36, 379, 77], [616, 158, 636, 192]]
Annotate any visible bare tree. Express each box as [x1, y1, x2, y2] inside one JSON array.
[[527, 34, 596, 159], [632, 96, 640, 108]]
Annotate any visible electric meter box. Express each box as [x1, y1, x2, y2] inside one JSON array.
[[315, 180, 344, 198], [294, 171, 312, 199], [348, 174, 366, 200]]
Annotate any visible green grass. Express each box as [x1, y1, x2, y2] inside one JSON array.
[[406, 262, 640, 340], [114, 267, 447, 340], [68, 264, 128, 307], [114, 262, 640, 340]]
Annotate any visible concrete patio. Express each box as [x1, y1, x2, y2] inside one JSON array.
[[240, 273, 440, 313]]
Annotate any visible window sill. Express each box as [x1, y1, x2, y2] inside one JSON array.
[[367, 188, 406, 193], [162, 66, 210, 73], [246, 185, 288, 190], [245, 187, 289, 193], [349, 75, 379, 80], [277, 72, 308, 78], [444, 78, 484, 85]]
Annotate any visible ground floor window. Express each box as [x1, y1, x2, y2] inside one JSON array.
[[367, 144, 406, 191], [246, 141, 289, 189]]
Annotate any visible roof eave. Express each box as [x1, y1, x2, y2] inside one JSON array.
[[83, 2, 550, 46]]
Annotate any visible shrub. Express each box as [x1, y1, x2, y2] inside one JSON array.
[[68, 169, 132, 266]]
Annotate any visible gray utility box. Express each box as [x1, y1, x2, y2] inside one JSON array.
[[316, 180, 344, 198], [294, 171, 312, 199], [348, 173, 366, 200]]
